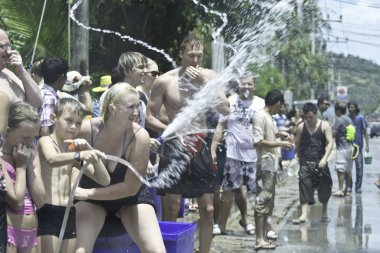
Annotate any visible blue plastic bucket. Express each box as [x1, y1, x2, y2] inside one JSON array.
[[281, 147, 295, 160], [93, 220, 197, 253]]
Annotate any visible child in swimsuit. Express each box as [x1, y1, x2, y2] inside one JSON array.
[[1, 101, 45, 253], [37, 98, 110, 253]]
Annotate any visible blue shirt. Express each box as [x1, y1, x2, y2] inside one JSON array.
[[350, 114, 367, 149]]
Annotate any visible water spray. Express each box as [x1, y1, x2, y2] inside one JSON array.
[[69, 0, 177, 68]]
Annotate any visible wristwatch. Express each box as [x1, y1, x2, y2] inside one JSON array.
[[74, 152, 81, 162]]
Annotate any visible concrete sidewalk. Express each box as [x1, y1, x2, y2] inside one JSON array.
[[177, 160, 300, 252]]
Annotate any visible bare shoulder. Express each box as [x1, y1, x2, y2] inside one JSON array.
[[38, 135, 52, 146], [297, 122, 305, 131], [133, 124, 150, 143], [321, 120, 332, 131], [153, 70, 177, 89], [1, 68, 18, 80], [1, 68, 22, 86], [82, 117, 101, 134]]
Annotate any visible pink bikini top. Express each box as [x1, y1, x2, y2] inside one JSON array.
[[4, 160, 35, 215]]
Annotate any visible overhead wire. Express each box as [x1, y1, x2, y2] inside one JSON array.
[[332, 0, 380, 9], [338, 1, 350, 54]]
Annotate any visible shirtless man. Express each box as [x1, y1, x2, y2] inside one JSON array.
[[146, 36, 228, 253], [0, 29, 43, 108]]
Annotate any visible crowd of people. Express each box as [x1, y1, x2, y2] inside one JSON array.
[[0, 24, 377, 253]]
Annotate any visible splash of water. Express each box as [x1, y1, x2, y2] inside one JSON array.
[[162, 0, 292, 140], [192, 0, 227, 41], [192, 0, 236, 54], [69, 0, 177, 68], [69, 1, 293, 189], [150, 1, 293, 189]]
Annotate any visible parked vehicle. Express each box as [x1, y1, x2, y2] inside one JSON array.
[[370, 122, 380, 138]]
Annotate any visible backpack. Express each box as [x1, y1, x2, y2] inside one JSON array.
[[345, 118, 356, 142]]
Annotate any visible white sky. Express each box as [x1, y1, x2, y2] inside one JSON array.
[[318, 0, 380, 65]]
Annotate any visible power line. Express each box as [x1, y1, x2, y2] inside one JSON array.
[[329, 28, 380, 38], [337, 1, 350, 53], [323, 34, 380, 47], [332, 0, 380, 9]]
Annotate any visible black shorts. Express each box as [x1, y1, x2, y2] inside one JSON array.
[[298, 161, 332, 205], [157, 139, 217, 198], [81, 184, 154, 215], [37, 204, 76, 239]]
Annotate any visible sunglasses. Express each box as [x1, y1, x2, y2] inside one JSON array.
[[149, 71, 159, 77], [0, 43, 11, 50]]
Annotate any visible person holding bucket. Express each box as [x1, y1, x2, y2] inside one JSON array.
[[347, 101, 369, 194], [332, 102, 354, 197]]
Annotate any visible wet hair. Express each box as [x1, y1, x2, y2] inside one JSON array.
[[317, 95, 329, 106], [334, 102, 347, 115], [265, 89, 284, 106], [54, 97, 84, 118], [226, 80, 239, 96], [147, 58, 159, 72], [347, 101, 360, 113], [117, 52, 147, 79], [41, 57, 69, 84], [8, 102, 40, 129], [180, 36, 204, 52], [302, 102, 318, 115], [240, 72, 257, 82], [101, 82, 138, 122]]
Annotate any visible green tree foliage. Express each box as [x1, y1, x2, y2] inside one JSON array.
[[1, 0, 328, 99], [329, 53, 380, 116], [0, 0, 69, 65], [87, 0, 215, 73], [277, 0, 329, 100]]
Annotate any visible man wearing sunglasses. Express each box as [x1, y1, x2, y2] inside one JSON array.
[[0, 29, 43, 108]]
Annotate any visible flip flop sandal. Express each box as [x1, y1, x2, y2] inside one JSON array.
[[332, 191, 345, 197], [266, 230, 278, 240], [239, 219, 255, 235], [213, 224, 221, 235], [254, 242, 276, 251]]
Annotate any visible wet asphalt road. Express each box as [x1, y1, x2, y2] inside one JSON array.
[[198, 138, 380, 253], [277, 138, 380, 253]]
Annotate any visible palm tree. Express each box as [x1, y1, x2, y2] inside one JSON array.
[[0, 0, 69, 66]]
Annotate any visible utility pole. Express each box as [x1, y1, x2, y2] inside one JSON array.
[[311, 10, 315, 56], [71, 0, 89, 75]]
